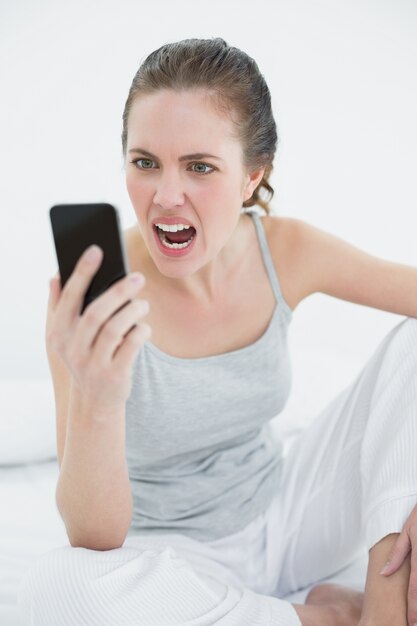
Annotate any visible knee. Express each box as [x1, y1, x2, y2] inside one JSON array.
[[19, 545, 72, 593], [382, 316, 417, 372], [18, 546, 88, 623], [18, 543, 207, 625], [18, 544, 141, 625], [397, 317, 417, 365], [397, 316, 417, 336]]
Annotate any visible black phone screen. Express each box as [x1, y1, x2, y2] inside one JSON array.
[[49, 203, 130, 314]]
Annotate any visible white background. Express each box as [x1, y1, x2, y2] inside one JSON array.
[[1, 0, 416, 428]]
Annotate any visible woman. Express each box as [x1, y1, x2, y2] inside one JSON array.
[[19, 38, 417, 626]]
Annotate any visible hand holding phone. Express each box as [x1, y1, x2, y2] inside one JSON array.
[[47, 203, 152, 411]]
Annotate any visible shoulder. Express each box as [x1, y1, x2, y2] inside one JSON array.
[[261, 214, 321, 310], [264, 214, 386, 311]]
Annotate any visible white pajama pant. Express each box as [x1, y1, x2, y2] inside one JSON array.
[[18, 317, 417, 625]]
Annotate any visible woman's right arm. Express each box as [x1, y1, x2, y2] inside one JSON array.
[[56, 385, 133, 551], [46, 245, 151, 551]]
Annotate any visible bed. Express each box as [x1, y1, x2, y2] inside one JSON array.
[[0, 368, 369, 625]]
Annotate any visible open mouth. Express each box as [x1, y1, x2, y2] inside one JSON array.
[[153, 224, 197, 250]]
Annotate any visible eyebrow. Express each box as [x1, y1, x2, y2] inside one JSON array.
[[128, 148, 224, 162]]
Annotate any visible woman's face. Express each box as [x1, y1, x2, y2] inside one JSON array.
[[124, 88, 263, 281]]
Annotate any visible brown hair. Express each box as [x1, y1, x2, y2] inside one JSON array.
[[121, 37, 278, 214]]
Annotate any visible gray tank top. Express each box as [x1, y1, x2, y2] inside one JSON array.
[[125, 208, 293, 542]]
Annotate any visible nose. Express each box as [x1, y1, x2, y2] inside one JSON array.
[[153, 170, 185, 208]]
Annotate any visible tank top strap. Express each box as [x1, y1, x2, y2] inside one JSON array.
[[246, 209, 292, 318]]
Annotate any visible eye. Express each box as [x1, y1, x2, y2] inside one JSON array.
[[129, 159, 215, 175], [189, 162, 215, 175], [130, 158, 155, 170]]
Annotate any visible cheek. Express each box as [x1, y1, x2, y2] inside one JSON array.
[[126, 170, 141, 190], [198, 179, 233, 205], [125, 173, 137, 199], [126, 173, 152, 207]]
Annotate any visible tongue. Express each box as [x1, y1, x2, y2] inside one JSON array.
[[165, 227, 196, 244]]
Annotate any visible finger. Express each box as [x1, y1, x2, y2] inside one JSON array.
[[73, 273, 145, 362], [380, 528, 411, 576], [92, 297, 150, 363], [113, 321, 152, 371], [58, 245, 103, 324]]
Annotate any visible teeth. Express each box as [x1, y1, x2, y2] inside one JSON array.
[[156, 226, 195, 250], [155, 223, 192, 232], [161, 237, 194, 250]]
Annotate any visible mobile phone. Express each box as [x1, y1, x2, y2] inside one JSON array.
[[49, 203, 131, 315]]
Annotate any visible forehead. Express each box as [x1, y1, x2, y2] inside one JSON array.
[[127, 89, 240, 151]]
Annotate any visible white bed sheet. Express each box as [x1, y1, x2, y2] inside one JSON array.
[[0, 446, 369, 626], [0, 460, 67, 625]]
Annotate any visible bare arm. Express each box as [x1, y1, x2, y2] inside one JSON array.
[[56, 386, 133, 551], [46, 243, 150, 551], [281, 217, 417, 316]]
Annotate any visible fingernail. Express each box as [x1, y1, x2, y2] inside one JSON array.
[[379, 561, 390, 575], [86, 245, 101, 262]]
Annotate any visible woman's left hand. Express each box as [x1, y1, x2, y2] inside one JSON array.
[[379, 505, 417, 624]]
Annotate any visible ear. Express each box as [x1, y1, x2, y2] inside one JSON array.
[[243, 167, 266, 202]]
